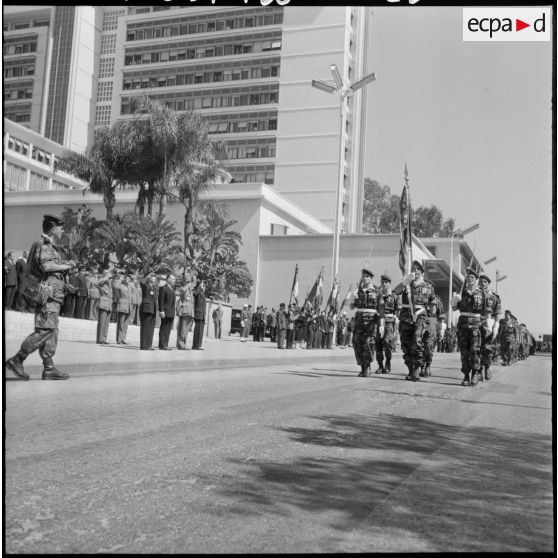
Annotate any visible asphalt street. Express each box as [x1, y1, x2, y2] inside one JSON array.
[[4, 352, 554, 553]]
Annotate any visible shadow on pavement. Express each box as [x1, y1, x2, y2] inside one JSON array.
[[214, 413, 553, 552]]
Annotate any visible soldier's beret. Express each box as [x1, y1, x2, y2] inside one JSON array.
[[43, 214, 64, 226], [361, 266, 374, 278], [478, 273, 491, 283], [380, 274, 391, 283], [411, 260, 424, 273], [465, 267, 479, 278], [504, 309, 511, 314]]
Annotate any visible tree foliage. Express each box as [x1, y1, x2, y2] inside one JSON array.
[[362, 178, 455, 237]]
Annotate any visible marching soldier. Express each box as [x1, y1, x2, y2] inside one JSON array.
[[350, 266, 384, 377], [394, 260, 435, 382], [422, 284, 444, 377], [452, 267, 484, 386], [499, 310, 515, 365], [478, 273, 501, 381], [5, 214, 75, 381], [375, 273, 398, 374]]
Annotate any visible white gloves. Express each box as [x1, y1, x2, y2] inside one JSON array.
[[402, 273, 414, 286], [451, 294, 461, 307], [492, 321, 499, 338], [378, 323, 385, 338]]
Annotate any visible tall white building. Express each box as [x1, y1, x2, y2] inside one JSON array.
[[3, 5, 373, 232]]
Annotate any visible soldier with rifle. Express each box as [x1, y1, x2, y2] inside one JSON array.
[[478, 272, 501, 381], [5, 214, 76, 381], [375, 273, 399, 374], [422, 283, 444, 378]]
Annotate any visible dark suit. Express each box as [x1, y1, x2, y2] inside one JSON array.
[[75, 272, 89, 319], [192, 290, 206, 349], [139, 279, 158, 350], [158, 284, 175, 350], [15, 257, 28, 310], [4, 258, 17, 309]]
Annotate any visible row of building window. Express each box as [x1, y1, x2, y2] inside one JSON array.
[[4, 64, 35, 78], [6, 112, 31, 123], [227, 165, 275, 185], [100, 33, 117, 55], [6, 135, 56, 166], [124, 38, 281, 66], [97, 81, 114, 102], [226, 145, 276, 160], [126, 10, 283, 42], [121, 87, 279, 114], [4, 87, 33, 101], [99, 58, 115, 78], [123, 64, 279, 90], [3, 19, 49, 32], [4, 162, 76, 192], [95, 105, 112, 127], [207, 118, 277, 134], [102, 9, 126, 32], [3, 39, 38, 56]]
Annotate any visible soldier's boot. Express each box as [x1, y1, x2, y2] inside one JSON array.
[[42, 363, 69, 381], [410, 366, 421, 382], [405, 365, 413, 381], [5, 353, 29, 381], [461, 372, 471, 387], [478, 366, 484, 381], [470, 370, 480, 386], [375, 361, 385, 374], [383, 359, 391, 374], [419, 364, 427, 377], [362, 364, 371, 378], [484, 366, 491, 380], [423, 364, 432, 377]]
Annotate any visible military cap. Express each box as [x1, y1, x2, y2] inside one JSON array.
[[361, 266, 374, 278], [504, 309, 511, 315], [425, 279, 435, 287], [478, 273, 491, 283], [380, 273, 391, 283], [411, 260, 424, 273], [465, 267, 479, 278], [243, 303, 248, 308], [279, 302, 285, 307], [43, 214, 64, 226]]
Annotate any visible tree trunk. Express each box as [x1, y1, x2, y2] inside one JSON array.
[[147, 180, 155, 217], [159, 192, 167, 219], [183, 195, 195, 263], [104, 188, 116, 220], [136, 183, 146, 216]]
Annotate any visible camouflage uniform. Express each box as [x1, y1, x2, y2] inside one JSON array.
[[422, 292, 444, 377], [353, 283, 382, 376], [14, 235, 67, 368], [456, 286, 485, 385], [375, 288, 399, 373], [499, 315, 515, 365], [398, 279, 435, 379], [479, 287, 501, 380]]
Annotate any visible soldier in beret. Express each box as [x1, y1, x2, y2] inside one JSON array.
[[394, 260, 435, 382], [452, 267, 484, 386], [5, 215, 75, 380], [350, 266, 384, 377], [375, 273, 399, 374], [422, 280, 444, 378], [478, 273, 501, 380]]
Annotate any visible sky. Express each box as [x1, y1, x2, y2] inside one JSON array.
[[362, 6, 554, 338]]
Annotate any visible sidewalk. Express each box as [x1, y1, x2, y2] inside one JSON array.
[[3, 311, 355, 377]]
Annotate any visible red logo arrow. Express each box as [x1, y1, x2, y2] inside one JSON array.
[[516, 18, 530, 31]]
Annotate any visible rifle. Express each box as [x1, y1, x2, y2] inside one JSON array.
[[460, 240, 477, 295]]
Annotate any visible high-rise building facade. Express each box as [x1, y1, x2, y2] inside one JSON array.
[[3, 5, 373, 232]]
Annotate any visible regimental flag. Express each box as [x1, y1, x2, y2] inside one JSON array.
[[338, 283, 353, 314], [399, 167, 412, 276], [325, 277, 339, 318], [290, 264, 299, 305], [307, 267, 324, 312]]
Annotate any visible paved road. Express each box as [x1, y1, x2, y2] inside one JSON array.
[[5, 353, 554, 553]]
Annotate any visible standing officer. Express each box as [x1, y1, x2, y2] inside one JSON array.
[[375, 273, 398, 374], [394, 260, 435, 382], [158, 274, 176, 350], [5, 214, 75, 380], [499, 310, 515, 366], [350, 266, 384, 377], [96, 272, 113, 344], [176, 275, 194, 349], [452, 267, 484, 386], [421, 284, 444, 378], [88, 272, 100, 320], [75, 267, 90, 319], [115, 273, 132, 344], [192, 280, 207, 350], [212, 303, 223, 339], [139, 272, 158, 350], [478, 273, 501, 380], [276, 303, 288, 349]]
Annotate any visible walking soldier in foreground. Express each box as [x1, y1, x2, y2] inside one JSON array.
[[375, 273, 398, 374], [350, 266, 384, 377], [452, 267, 484, 386], [478, 272, 501, 380], [5, 214, 75, 381], [422, 284, 444, 378]]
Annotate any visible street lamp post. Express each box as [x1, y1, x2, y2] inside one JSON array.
[[483, 256, 497, 282], [495, 269, 508, 294], [312, 64, 377, 290], [448, 223, 479, 328]]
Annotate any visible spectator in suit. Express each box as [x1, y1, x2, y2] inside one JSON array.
[[176, 276, 194, 349], [116, 273, 132, 344], [96, 273, 113, 344], [192, 280, 207, 350], [129, 276, 140, 326], [212, 303, 223, 339], [88, 273, 100, 320], [158, 274, 176, 350], [240, 303, 250, 342], [75, 268, 90, 319], [139, 272, 158, 350], [4, 251, 17, 309], [62, 268, 79, 317], [267, 308, 277, 342], [15, 250, 28, 311], [286, 304, 296, 349]]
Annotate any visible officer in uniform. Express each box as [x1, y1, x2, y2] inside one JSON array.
[[499, 310, 515, 365], [375, 273, 398, 374], [422, 284, 444, 377], [452, 267, 484, 386], [96, 272, 113, 344], [394, 260, 435, 382], [350, 266, 384, 377], [478, 273, 501, 381], [5, 214, 75, 380]]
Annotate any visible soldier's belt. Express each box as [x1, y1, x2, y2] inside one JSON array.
[[384, 313, 395, 318], [356, 309, 377, 314], [460, 312, 481, 318], [401, 304, 424, 309]]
